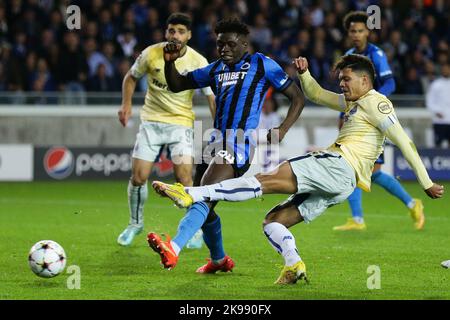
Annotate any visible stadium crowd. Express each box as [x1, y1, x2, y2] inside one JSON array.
[[0, 0, 448, 95]]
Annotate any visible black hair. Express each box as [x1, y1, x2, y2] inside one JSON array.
[[166, 12, 192, 30], [334, 54, 376, 85], [343, 11, 369, 31], [214, 17, 250, 36]]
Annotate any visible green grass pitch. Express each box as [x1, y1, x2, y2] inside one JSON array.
[[0, 180, 449, 300]]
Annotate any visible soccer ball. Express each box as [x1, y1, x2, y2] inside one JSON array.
[[28, 240, 67, 278]]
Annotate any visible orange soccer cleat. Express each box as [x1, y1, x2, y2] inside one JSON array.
[[147, 232, 178, 270], [196, 255, 235, 274]]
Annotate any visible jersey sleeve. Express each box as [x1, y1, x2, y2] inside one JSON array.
[[262, 56, 292, 92], [197, 55, 214, 96], [371, 49, 393, 81], [298, 70, 346, 112], [363, 97, 397, 131], [130, 47, 150, 79], [186, 62, 215, 89]]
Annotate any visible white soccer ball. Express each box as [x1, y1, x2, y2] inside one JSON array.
[[28, 240, 67, 278]]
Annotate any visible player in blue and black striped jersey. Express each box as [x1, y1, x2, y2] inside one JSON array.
[[147, 18, 304, 271], [334, 11, 424, 232]]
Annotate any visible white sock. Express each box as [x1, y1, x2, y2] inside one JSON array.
[[353, 216, 364, 224], [128, 181, 148, 226], [186, 176, 262, 202], [263, 222, 301, 266], [170, 241, 180, 256], [407, 200, 416, 209]]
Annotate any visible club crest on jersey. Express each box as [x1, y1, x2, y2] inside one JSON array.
[[377, 101, 392, 114], [344, 106, 358, 122]]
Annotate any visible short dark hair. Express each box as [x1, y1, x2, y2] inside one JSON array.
[[334, 54, 376, 85], [343, 11, 369, 31], [166, 13, 192, 30], [214, 17, 250, 36]]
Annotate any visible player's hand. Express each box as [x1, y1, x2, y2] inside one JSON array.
[[163, 41, 182, 62], [425, 183, 444, 199], [118, 106, 132, 127], [267, 127, 287, 144], [293, 57, 309, 74]]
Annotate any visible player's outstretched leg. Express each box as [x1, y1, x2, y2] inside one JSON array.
[[333, 187, 367, 231], [117, 181, 147, 246], [152, 176, 263, 207], [371, 170, 425, 229]]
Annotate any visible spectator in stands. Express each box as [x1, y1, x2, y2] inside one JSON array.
[[98, 7, 116, 42], [29, 57, 56, 104], [113, 58, 131, 91], [0, 0, 448, 95], [87, 63, 115, 93], [426, 62, 450, 148], [403, 67, 423, 95], [84, 37, 113, 77], [420, 59, 437, 93], [249, 13, 272, 52], [117, 27, 137, 57], [56, 31, 88, 103], [0, 4, 8, 43]]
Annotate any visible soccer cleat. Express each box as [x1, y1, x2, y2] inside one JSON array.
[[441, 260, 450, 269], [274, 261, 308, 285], [409, 198, 425, 230], [332, 218, 367, 231], [196, 255, 235, 274], [117, 224, 143, 246], [147, 232, 178, 270], [152, 181, 193, 208]]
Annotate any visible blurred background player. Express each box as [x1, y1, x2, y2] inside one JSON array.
[[334, 11, 424, 231], [148, 18, 304, 272], [426, 62, 450, 148], [117, 13, 215, 246]]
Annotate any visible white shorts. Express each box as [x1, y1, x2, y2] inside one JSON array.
[[132, 121, 194, 162], [287, 150, 356, 223]]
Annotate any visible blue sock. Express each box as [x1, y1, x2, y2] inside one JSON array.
[[202, 213, 225, 261], [348, 187, 363, 219], [173, 202, 209, 250], [371, 170, 413, 206]]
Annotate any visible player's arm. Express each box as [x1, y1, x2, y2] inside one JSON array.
[[372, 50, 396, 96], [271, 82, 304, 142], [118, 70, 138, 127], [379, 115, 444, 199], [294, 57, 346, 112], [205, 93, 216, 118], [164, 42, 197, 92], [262, 55, 304, 142], [378, 77, 396, 96]]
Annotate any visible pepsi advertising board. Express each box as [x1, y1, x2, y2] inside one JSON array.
[[34, 146, 174, 180], [393, 148, 450, 181]]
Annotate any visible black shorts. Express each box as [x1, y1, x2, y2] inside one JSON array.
[[203, 141, 255, 178]]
